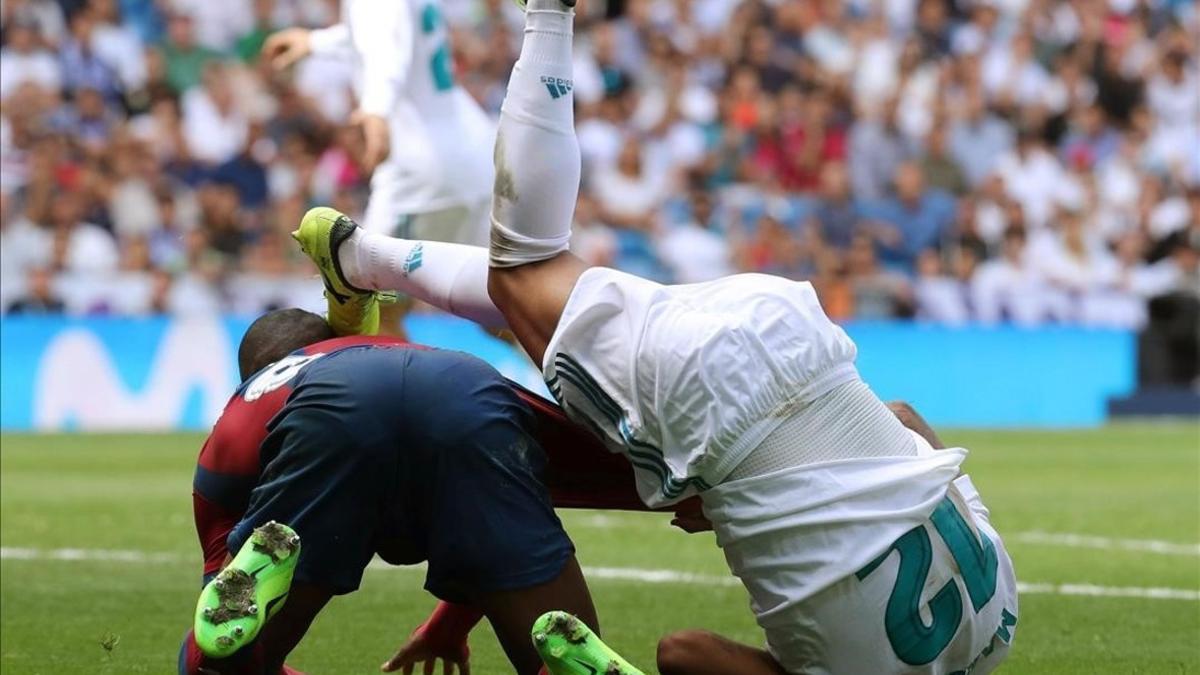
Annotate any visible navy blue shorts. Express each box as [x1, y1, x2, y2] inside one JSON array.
[[228, 346, 574, 600]]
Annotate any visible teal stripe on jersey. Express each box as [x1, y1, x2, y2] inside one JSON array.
[[556, 354, 712, 496], [555, 354, 712, 496], [553, 358, 623, 425], [555, 354, 712, 497], [552, 360, 676, 485]]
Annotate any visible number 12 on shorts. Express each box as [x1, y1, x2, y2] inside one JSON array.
[[856, 497, 1000, 666]]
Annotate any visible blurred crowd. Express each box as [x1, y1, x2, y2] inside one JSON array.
[[1, 0, 1197, 327]]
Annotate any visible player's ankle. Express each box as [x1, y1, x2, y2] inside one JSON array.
[[336, 228, 369, 289]]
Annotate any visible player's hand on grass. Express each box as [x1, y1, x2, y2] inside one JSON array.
[[352, 111, 391, 175], [380, 625, 470, 675], [263, 28, 312, 70]]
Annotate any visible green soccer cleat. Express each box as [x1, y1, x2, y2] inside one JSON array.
[[193, 521, 301, 659], [532, 611, 645, 675], [291, 206, 381, 337]]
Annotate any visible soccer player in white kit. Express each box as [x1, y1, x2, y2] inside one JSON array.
[[264, 0, 494, 243], [293, 2, 1019, 673]]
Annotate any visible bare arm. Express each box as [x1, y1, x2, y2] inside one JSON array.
[[887, 401, 945, 450]]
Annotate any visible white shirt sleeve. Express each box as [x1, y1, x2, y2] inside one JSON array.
[[346, 0, 414, 117], [308, 23, 353, 57]]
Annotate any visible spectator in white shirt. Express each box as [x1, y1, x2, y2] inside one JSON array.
[[182, 63, 249, 165], [995, 129, 1070, 229], [972, 225, 1052, 325], [1032, 207, 1115, 321], [168, 0, 254, 53], [1146, 49, 1199, 138], [981, 31, 1050, 108], [48, 190, 120, 276], [0, 17, 62, 101], [591, 136, 670, 231], [88, 0, 148, 95], [656, 184, 733, 284], [914, 248, 969, 324]]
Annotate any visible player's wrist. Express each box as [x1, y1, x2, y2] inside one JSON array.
[[419, 601, 484, 645]]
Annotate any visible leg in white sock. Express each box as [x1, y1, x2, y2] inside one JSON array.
[[339, 229, 507, 330], [490, 1, 581, 268]]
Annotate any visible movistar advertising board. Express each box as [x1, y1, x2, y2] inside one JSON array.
[[0, 316, 1134, 430]]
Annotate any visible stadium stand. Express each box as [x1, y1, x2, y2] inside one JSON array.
[[0, 0, 1196, 333]]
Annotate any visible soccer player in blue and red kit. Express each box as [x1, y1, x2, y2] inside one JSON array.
[[181, 308, 671, 675]]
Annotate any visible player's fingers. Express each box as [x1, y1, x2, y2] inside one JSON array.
[[460, 658, 470, 675], [261, 37, 287, 62], [424, 658, 436, 675], [443, 659, 453, 675], [272, 49, 301, 71], [380, 649, 406, 672]]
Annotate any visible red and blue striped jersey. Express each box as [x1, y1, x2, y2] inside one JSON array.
[[192, 335, 648, 580]]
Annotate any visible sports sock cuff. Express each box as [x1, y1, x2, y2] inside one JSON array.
[[489, 217, 571, 268]]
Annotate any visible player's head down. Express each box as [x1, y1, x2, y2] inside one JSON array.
[[237, 308, 335, 380]]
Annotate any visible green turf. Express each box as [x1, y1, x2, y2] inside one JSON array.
[[1, 425, 1198, 674]]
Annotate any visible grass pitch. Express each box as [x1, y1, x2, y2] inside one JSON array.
[[1, 425, 1197, 674]]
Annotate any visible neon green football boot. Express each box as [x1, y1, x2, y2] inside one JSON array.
[[193, 521, 301, 658], [291, 206, 381, 337], [532, 611, 645, 675]]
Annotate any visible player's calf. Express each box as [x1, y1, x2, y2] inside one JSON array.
[[656, 630, 787, 675]]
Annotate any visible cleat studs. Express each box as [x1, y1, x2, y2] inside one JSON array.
[[247, 604, 258, 614], [232, 626, 244, 637], [202, 607, 214, 618], [533, 633, 546, 645]]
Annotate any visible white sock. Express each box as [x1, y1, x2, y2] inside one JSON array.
[[489, 2, 580, 268], [339, 230, 507, 329]]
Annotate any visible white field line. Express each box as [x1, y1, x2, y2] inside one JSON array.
[[572, 518, 1200, 559], [1012, 532, 1200, 557], [2, 546, 1196, 601]]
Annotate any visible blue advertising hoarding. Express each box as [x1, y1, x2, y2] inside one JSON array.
[[0, 316, 1135, 430]]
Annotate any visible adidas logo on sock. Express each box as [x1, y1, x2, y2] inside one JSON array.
[[402, 243, 424, 276], [541, 76, 573, 99]]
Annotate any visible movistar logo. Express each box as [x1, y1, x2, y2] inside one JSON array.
[[541, 76, 573, 99]]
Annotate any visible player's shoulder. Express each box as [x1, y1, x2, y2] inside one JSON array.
[[301, 335, 421, 356]]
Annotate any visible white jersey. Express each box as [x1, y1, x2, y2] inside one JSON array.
[[543, 268, 858, 507], [310, 0, 494, 218], [544, 268, 1018, 672]]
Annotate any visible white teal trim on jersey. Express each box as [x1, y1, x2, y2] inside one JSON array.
[[549, 352, 711, 501]]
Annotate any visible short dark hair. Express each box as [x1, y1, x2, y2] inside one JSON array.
[[237, 309, 335, 380]]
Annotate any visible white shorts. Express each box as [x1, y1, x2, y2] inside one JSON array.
[[542, 268, 859, 507], [703, 435, 1018, 674]]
